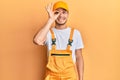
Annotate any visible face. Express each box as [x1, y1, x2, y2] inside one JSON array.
[[55, 8, 69, 25]]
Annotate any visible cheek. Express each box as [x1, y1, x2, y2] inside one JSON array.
[[65, 14, 69, 18], [64, 15, 68, 19]]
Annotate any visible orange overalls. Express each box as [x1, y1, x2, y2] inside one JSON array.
[[45, 28, 78, 80]]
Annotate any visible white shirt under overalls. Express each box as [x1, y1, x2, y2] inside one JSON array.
[[45, 27, 84, 63]]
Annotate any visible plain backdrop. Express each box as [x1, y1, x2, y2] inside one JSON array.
[[0, 0, 120, 80]]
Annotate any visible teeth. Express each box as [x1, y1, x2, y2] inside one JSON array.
[[58, 18, 64, 21]]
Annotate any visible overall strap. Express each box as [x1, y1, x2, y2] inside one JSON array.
[[50, 29, 56, 50], [67, 28, 74, 50]]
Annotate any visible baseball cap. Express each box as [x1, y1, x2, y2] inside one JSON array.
[[53, 1, 69, 12]]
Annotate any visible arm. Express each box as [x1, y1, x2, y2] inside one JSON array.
[[33, 3, 60, 45], [75, 49, 84, 80], [33, 19, 53, 45]]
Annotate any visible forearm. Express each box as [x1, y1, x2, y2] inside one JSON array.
[[34, 19, 54, 45], [34, 3, 61, 45], [76, 57, 84, 80], [76, 49, 84, 80]]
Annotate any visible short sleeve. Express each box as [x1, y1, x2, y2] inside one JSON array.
[[74, 29, 84, 49], [44, 30, 51, 45]]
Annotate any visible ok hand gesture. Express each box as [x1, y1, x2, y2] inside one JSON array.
[[46, 3, 60, 22]]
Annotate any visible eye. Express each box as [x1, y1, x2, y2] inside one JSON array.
[[63, 11, 67, 14], [54, 11, 59, 15]]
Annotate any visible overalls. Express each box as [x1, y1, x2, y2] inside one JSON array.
[[45, 28, 78, 80]]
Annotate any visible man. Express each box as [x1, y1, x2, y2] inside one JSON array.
[[34, 1, 84, 80]]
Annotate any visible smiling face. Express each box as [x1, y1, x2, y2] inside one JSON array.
[[55, 8, 69, 25]]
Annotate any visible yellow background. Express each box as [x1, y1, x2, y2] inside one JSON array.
[[0, 0, 120, 80]]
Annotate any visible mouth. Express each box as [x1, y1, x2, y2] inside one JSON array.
[[57, 17, 66, 22]]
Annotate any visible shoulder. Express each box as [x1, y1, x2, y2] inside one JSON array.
[[72, 28, 81, 36]]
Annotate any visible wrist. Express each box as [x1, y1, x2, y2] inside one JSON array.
[[48, 18, 54, 23], [80, 77, 83, 80], [46, 18, 54, 27]]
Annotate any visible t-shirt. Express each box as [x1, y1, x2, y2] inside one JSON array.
[[45, 27, 84, 63]]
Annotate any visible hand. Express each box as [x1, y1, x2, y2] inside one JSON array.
[[45, 3, 60, 22]]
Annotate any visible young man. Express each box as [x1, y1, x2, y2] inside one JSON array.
[[34, 1, 84, 80]]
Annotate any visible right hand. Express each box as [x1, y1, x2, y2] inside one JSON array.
[[46, 3, 60, 22]]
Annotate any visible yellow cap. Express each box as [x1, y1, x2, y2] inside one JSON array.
[[53, 1, 69, 12]]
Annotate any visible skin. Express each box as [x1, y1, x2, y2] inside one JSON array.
[[55, 8, 68, 27], [34, 3, 84, 80]]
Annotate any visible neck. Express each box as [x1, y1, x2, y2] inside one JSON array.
[[55, 24, 67, 30]]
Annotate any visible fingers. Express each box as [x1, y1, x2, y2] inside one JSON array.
[[54, 11, 59, 15], [54, 10, 60, 19], [45, 2, 60, 20], [54, 10, 61, 15], [50, 3, 53, 11], [45, 4, 49, 12], [45, 3, 53, 12], [56, 12, 60, 17]]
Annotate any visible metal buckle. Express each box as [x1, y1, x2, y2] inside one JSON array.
[[52, 38, 56, 45], [68, 39, 73, 46]]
